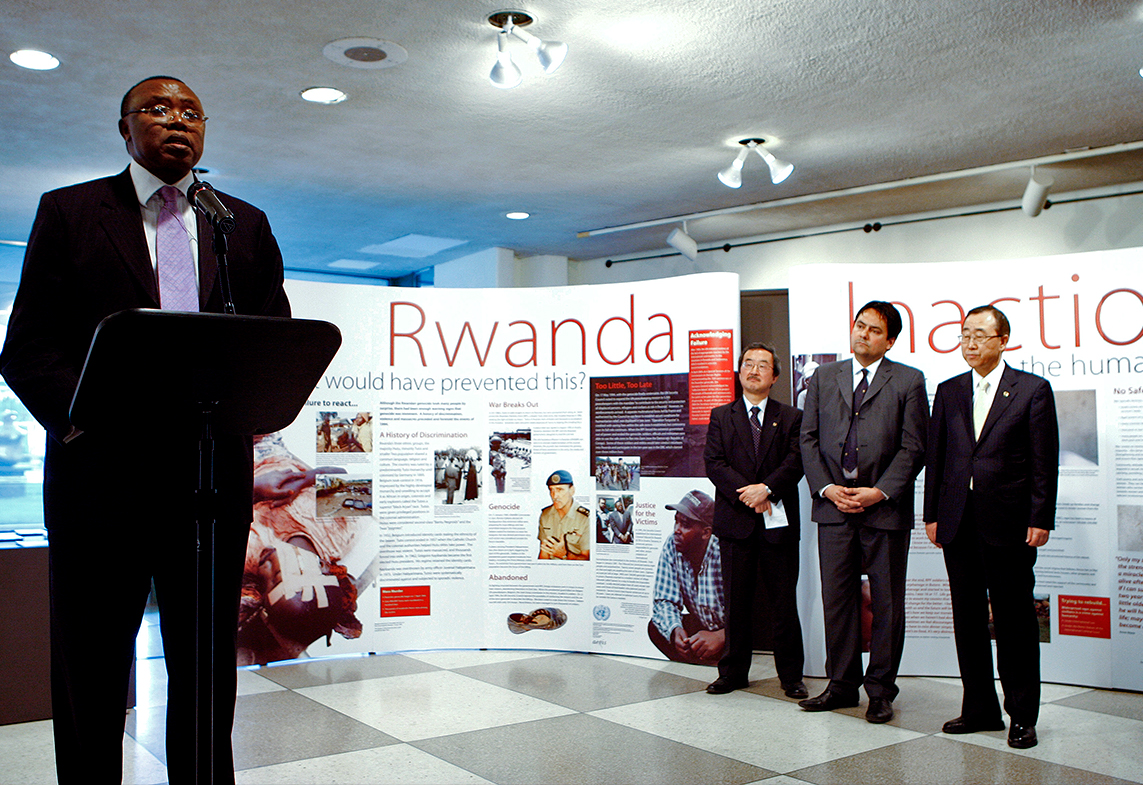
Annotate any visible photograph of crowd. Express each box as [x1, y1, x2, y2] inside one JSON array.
[[488, 430, 531, 493], [595, 456, 640, 491]]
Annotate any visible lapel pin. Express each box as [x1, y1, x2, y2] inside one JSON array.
[[1003, 391, 1010, 397]]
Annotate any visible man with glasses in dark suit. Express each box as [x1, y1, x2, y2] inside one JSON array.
[[925, 305, 1058, 749], [1, 76, 290, 784]]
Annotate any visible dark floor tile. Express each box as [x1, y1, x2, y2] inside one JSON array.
[[1053, 688, 1143, 723], [254, 652, 439, 689], [791, 734, 1138, 785], [413, 712, 774, 785], [454, 651, 708, 712], [126, 690, 400, 769], [233, 691, 400, 770]]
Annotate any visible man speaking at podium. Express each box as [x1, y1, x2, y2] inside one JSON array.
[[0, 76, 290, 783]]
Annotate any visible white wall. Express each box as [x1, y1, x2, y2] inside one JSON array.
[[433, 247, 515, 288], [568, 185, 1143, 290], [512, 254, 569, 288]]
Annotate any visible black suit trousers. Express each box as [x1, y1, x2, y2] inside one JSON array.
[[943, 496, 1041, 726], [718, 529, 804, 684], [45, 433, 250, 785]]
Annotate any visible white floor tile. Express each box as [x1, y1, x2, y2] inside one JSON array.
[[134, 657, 168, 709], [1036, 682, 1094, 702], [295, 669, 575, 742], [0, 719, 56, 784], [235, 743, 494, 785], [123, 734, 168, 785], [237, 668, 288, 697], [591, 690, 924, 773]]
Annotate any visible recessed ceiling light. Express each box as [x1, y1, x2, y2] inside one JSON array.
[[505, 211, 530, 220], [300, 87, 347, 104], [10, 49, 60, 70]]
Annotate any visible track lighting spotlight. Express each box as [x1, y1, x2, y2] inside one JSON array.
[[717, 139, 794, 188], [490, 30, 523, 89], [487, 11, 567, 88], [508, 22, 568, 73], [666, 223, 699, 261], [717, 148, 750, 189], [1021, 166, 1053, 217]]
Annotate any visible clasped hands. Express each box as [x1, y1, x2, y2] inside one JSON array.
[[737, 482, 772, 514], [823, 484, 884, 513], [671, 626, 724, 660]]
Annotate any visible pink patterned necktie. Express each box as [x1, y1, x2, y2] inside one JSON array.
[[156, 185, 199, 311]]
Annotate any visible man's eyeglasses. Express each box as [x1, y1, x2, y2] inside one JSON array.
[[959, 333, 1002, 345], [741, 361, 772, 371], [123, 105, 208, 124]]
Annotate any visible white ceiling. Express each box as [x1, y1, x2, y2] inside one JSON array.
[[2, 0, 1143, 281]]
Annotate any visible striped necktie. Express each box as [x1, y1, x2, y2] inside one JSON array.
[[842, 368, 868, 473]]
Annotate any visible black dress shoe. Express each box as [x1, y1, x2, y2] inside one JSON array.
[[1008, 723, 1038, 749], [942, 716, 1006, 734], [782, 680, 809, 699], [866, 697, 894, 724], [706, 676, 748, 694], [798, 690, 859, 712]]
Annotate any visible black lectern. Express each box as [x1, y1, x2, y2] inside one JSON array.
[[70, 308, 341, 785]]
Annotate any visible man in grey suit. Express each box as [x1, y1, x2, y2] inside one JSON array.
[[799, 301, 929, 723], [924, 305, 1058, 749]]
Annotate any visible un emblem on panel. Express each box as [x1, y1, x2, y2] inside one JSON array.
[[593, 604, 610, 621]]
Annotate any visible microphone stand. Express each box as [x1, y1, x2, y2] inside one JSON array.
[[192, 177, 235, 782], [211, 224, 236, 316]]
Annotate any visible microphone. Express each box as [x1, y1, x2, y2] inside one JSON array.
[[187, 179, 236, 234]]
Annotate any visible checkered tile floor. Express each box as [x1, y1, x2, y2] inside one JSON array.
[[4, 628, 1143, 785]]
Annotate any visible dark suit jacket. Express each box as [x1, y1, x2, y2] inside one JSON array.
[[924, 364, 1059, 546], [800, 357, 929, 530], [0, 168, 291, 523], [705, 397, 803, 543]]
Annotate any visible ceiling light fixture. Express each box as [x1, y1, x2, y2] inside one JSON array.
[[490, 29, 523, 89], [300, 87, 348, 104], [1021, 165, 1054, 217], [487, 11, 567, 89], [322, 38, 408, 70], [580, 139, 1143, 240], [718, 138, 794, 188], [506, 211, 530, 220], [9, 49, 59, 70], [666, 222, 699, 261]]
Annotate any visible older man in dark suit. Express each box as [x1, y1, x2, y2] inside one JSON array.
[[704, 342, 806, 698], [799, 301, 928, 723], [925, 305, 1058, 750], [0, 76, 290, 784]]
